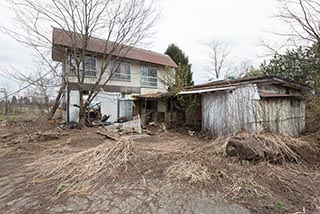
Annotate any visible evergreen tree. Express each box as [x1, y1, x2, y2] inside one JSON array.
[[260, 44, 320, 93], [165, 44, 194, 87], [11, 96, 18, 105]]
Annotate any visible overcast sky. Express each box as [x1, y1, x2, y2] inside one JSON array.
[[0, 0, 286, 95]]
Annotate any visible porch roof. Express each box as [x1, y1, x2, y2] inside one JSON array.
[[133, 92, 173, 100]]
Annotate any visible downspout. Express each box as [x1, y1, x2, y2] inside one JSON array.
[[67, 82, 70, 122], [65, 48, 70, 122], [117, 94, 120, 120]]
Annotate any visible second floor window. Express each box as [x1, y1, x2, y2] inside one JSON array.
[[69, 55, 97, 77], [141, 66, 157, 88], [109, 61, 131, 81]]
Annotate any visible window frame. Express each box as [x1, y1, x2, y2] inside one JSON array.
[[68, 54, 97, 77], [141, 66, 158, 88], [109, 61, 131, 82]]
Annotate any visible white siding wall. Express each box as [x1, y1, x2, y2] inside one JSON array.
[[69, 90, 80, 122], [66, 57, 169, 94], [67, 90, 120, 122], [95, 92, 120, 122]]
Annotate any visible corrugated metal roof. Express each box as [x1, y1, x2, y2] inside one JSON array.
[[179, 86, 236, 95], [183, 76, 311, 91], [52, 28, 177, 68], [133, 92, 171, 99]]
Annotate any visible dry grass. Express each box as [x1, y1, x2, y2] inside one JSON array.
[[166, 161, 213, 185], [31, 139, 136, 195], [161, 132, 320, 212], [23, 129, 320, 212], [230, 132, 316, 163]]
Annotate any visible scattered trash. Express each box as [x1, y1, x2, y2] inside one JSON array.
[[0, 120, 7, 127], [188, 130, 195, 136], [122, 115, 142, 134], [73, 102, 112, 127], [96, 114, 143, 139], [148, 121, 156, 127], [117, 116, 127, 123], [59, 121, 78, 129], [101, 115, 110, 123]]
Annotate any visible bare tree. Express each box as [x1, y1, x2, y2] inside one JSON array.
[[276, 0, 320, 46], [2, 0, 159, 126], [205, 37, 232, 80]]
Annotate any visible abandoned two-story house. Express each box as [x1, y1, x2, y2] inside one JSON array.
[[52, 28, 177, 123]]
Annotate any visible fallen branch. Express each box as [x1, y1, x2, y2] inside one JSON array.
[[96, 128, 120, 141]]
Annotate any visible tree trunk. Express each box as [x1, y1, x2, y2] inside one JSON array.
[[49, 60, 67, 120], [49, 84, 65, 119], [77, 91, 86, 129]]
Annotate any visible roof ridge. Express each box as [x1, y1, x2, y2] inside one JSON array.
[[53, 27, 177, 67]]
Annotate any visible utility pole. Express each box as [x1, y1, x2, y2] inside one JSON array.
[[0, 88, 8, 115]]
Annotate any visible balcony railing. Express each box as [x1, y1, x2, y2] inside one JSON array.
[[69, 68, 97, 77]]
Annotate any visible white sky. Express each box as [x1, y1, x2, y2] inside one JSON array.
[[0, 0, 286, 94]]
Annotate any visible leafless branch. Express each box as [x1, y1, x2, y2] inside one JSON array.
[[205, 37, 232, 80], [276, 0, 320, 45], [1, 0, 159, 122]]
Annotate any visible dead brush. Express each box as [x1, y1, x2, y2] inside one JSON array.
[[165, 160, 214, 185], [164, 137, 230, 186], [30, 139, 136, 195], [231, 132, 315, 163]]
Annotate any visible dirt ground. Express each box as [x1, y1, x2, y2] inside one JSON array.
[[0, 119, 319, 214]]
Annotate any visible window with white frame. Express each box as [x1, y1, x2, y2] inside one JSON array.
[[68, 55, 97, 77], [141, 66, 157, 87], [109, 61, 131, 81]]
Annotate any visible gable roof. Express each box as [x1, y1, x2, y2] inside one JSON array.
[[181, 76, 311, 93], [52, 28, 177, 68]]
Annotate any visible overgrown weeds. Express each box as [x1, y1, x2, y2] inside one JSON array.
[[27, 131, 320, 212]]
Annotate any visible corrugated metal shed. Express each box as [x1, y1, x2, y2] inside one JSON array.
[[189, 77, 310, 136]]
